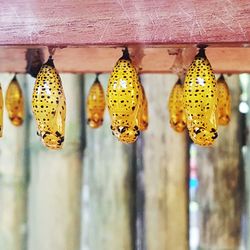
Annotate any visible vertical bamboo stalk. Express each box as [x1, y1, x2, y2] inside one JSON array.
[[0, 73, 30, 250], [197, 75, 243, 249], [142, 74, 188, 250], [81, 74, 134, 250], [27, 74, 83, 250]]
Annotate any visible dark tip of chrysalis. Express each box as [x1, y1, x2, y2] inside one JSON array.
[[120, 47, 131, 61], [95, 73, 101, 83], [176, 78, 182, 84], [218, 74, 225, 81], [13, 74, 17, 81], [45, 56, 55, 67], [196, 47, 206, 58]]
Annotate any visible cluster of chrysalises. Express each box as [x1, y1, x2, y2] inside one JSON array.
[[107, 48, 148, 143], [32, 56, 66, 150], [87, 74, 105, 128], [168, 78, 186, 132], [6, 75, 24, 126], [169, 49, 231, 146], [183, 47, 218, 146]]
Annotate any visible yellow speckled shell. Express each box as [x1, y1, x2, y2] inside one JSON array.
[[137, 82, 148, 131], [184, 48, 218, 146], [32, 57, 66, 150], [6, 76, 24, 126], [0, 84, 3, 137], [87, 76, 105, 128], [168, 78, 186, 132], [107, 51, 141, 143], [217, 75, 231, 126]]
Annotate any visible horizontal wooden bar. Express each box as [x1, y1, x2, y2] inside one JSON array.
[[0, 47, 250, 74], [0, 0, 249, 46]]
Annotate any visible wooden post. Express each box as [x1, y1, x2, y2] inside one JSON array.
[[196, 75, 243, 249], [0, 73, 30, 250], [27, 74, 83, 250], [244, 73, 250, 249], [142, 74, 188, 250], [81, 74, 134, 250]]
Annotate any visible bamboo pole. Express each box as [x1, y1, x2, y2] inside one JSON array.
[[142, 74, 188, 250], [81, 74, 134, 250], [27, 74, 83, 250], [0, 73, 30, 250], [196, 75, 243, 250]]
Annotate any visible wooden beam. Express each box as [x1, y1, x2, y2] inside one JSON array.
[[0, 47, 250, 74], [196, 75, 243, 249], [82, 74, 134, 250], [142, 74, 188, 250], [0, 0, 249, 46]]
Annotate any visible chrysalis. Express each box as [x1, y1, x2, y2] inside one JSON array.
[[184, 47, 218, 146], [217, 74, 231, 126], [6, 75, 24, 126], [168, 78, 186, 132], [107, 48, 141, 143], [32, 56, 66, 149], [87, 74, 105, 128], [137, 82, 148, 131], [0, 84, 3, 137]]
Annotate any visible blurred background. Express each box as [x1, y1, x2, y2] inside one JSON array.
[[0, 72, 249, 250]]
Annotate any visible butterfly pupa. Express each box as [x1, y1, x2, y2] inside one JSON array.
[[87, 74, 105, 128], [0, 84, 3, 137], [6, 75, 24, 126], [107, 48, 141, 143], [184, 47, 218, 146], [168, 78, 186, 132], [32, 56, 66, 149], [137, 81, 148, 131], [217, 74, 231, 126]]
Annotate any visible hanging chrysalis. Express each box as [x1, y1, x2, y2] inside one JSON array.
[[217, 74, 231, 126], [184, 47, 218, 146], [6, 75, 24, 126], [168, 78, 186, 132], [137, 82, 148, 131], [87, 74, 105, 128], [0, 84, 3, 137], [32, 55, 66, 149], [107, 48, 141, 143]]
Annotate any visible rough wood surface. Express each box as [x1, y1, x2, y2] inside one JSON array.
[[27, 74, 83, 250], [81, 74, 134, 250], [142, 74, 188, 250], [1, 47, 250, 74], [196, 75, 243, 249], [0, 73, 29, 250], [244, 73, 250, 249], [0, 0, 249, 46]]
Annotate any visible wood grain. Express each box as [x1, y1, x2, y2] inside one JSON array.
[[196, 75, 243, 249], [0, 47, 250, 74], [0, 0, 249, 46], [142, 74, 188, 250]]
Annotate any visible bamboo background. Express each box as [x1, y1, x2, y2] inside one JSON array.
[[0, 73, 249, 250]]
